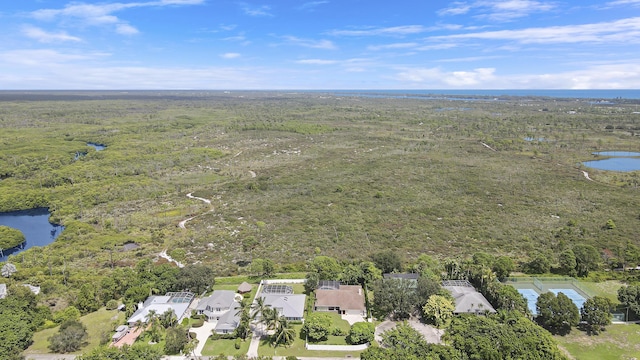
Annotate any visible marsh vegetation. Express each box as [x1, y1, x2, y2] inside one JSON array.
[[0, 90, 638, 279]]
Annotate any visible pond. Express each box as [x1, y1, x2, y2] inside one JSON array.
[[0, 208, 64, 261], [87, 142, 106, 151], [582, 151, 640, 172]]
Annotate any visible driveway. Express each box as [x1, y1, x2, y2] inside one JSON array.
[[374, 320, 397, 345], [407, 319, 444, 344], [341, 314, 365, 325], [191, 321, 216, 356]]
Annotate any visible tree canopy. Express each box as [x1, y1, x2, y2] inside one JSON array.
[[0, 226, 25, 249]]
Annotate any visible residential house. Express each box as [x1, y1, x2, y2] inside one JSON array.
[[262, 294, 306, 321], [0, 284, 6, 299], [196, 290, 237, 321], [127, 292, 194, 325], [214, 305, 241, 334], [442, 280, 496, 315], [315, 285, 366, 316]]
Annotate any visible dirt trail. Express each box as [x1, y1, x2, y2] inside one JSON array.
[[581, 170, 593, 181], [178, 193, 213, 229], [159, 249, 185, 268]]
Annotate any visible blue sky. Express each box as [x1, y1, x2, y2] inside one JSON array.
[[1, 0, 639, 89]]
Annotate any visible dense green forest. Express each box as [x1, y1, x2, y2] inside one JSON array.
[[0, 91, 639, 294]]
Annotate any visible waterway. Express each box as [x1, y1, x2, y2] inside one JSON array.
[[0, 208, 63, 261]]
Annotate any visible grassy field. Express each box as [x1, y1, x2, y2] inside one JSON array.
[[577, 280, 625, 303], [555, 324, 640, 360], [201, 337, 251, 357], [24, 307, 124, 355]]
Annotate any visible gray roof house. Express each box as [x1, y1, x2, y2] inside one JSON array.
[[262, 294, 306, 321], [127, 292, 194, 325], [214, 301, 241, 334], [442, 280, 496, 314], [196, 290, 237, 321]]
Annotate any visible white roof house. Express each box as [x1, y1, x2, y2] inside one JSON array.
[[442, 280, 495, 314], [0, 284, 6, 299], [214, 301, 241, 334], [262, 294, 306, 321], [196, 290, 237, 321], [127, 292, 194, 325]]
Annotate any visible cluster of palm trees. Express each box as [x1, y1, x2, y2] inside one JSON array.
[[132, 309, 180, 343], [242, 297, 296, 347]]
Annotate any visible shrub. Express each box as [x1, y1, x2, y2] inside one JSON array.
[[106, 299, 119, 310], [191, 318, 204, 328], [331, 327, 347, 336], [234, 338, 241, 350], [348, 322, 375, 345]]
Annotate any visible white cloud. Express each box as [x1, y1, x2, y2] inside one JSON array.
[[296, 59, 338, 65], [0, 49, 106, 66], [116, 23, 139, 35], [281, 36, 336, 49], [396, 67, 496, 86], [221, 53, 241, 59], [438, 2, 472, 16], [29, 0, 202, 34], [430, 17, 640, 44], [367, 42, 419, 51], [393, 62, 640, 89], [439, 0, 556, 22], [240, 3, 273, 17], [606, 0, 640, 5], [297, 1, 329, 11], [328, 25, 428, 37], [22, 25, 82, 43], [160, 0, 206, 4]]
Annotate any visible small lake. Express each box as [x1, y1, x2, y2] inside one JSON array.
[[87, 142, 106, 151], [0, 208, 64, 261], [583, 151, 640, 172]]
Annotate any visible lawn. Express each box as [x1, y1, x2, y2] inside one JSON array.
[[577, 280, 624, 303], [201, 337, 250, 356], [257, 312, 358, 357], [24, 307, 125, 355], [555, 324, 640, 360]]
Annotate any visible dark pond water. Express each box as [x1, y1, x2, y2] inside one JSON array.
[[0, 208, 63, 261], [583, 151, 640, 172], [87, 142, 106, 151]]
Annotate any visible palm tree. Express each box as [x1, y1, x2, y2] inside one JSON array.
[[160, 309, 178, 328], [251, 296, 270, 336], [145, 309, 161, 343], [250, 296, 268, 321], [272, 317, 295, 347], [261, 307, 280, 332], [234, 299, 251, 340]]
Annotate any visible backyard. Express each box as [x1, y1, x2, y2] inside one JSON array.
[[555, 324, 640, 360]]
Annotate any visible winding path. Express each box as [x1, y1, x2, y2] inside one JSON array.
[[158, 249, 185, 268], [178, 193, 214, 229]]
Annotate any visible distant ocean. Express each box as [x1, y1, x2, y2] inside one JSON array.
[[327, 89, 640, 100]]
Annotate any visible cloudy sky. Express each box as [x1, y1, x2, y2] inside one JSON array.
[[1, 0, 640, 89]]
